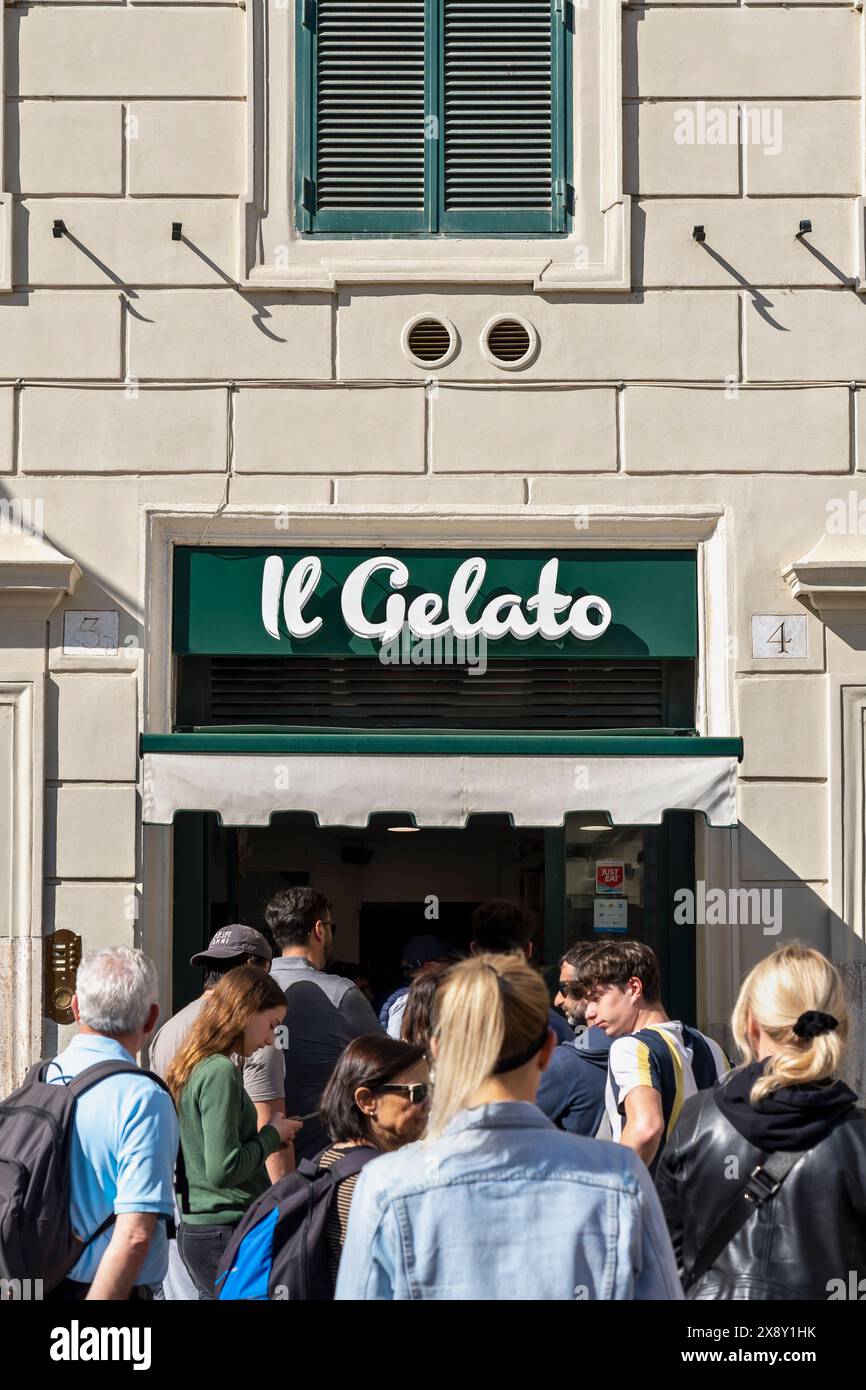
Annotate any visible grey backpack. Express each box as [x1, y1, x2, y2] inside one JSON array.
[[0, 1058, 175, 1292]]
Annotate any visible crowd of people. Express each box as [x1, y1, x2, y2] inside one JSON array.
[[3, 886, 866, 1301]]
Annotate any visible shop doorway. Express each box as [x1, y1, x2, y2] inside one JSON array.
[[358, 903, 477, 1001], [173, 814, 546, 1009], [171, 810, 695, 1022]]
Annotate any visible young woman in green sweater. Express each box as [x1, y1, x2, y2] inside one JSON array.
[[167, 966, 301, 1298]]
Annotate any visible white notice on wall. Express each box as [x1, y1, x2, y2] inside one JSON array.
[[593, 898, 628, 934]]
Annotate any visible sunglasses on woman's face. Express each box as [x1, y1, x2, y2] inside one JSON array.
[[374, 1082, 429, 1105]]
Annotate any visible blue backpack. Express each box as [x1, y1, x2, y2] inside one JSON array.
[[216, 1146, 378, 1301]]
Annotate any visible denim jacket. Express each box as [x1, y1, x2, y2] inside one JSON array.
[[334, 1101, 683, 1301]]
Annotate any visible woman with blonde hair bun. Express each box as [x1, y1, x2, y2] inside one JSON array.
[[335, 953, 681, 1301], [657, 942, 866, 1299]]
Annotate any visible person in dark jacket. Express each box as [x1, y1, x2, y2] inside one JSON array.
[[656, 942, 866, 1300], [469, 899, 572, 1044], [536, 944, 612, 1136], [265, 887, 384, 1162], [378, 935, 461, 1038]]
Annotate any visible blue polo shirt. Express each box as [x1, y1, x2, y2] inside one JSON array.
[[45, 1034, 179, 1286]]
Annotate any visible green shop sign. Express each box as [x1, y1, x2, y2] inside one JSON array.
[[173, 548, 698, 660]]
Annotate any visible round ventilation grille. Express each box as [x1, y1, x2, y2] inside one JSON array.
[[483, 317, 537, 370], [402, 316, 458, 368]]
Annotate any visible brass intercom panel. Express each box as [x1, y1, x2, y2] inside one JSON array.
[[45, 929, 83, 1025]]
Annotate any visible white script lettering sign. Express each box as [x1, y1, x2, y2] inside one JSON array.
[[261, 554, 613, 646]]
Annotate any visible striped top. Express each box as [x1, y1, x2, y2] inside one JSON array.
[[317, 1143, 366, 1287], [605, 1022, 730, 1175]]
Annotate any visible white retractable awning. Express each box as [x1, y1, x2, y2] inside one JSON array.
[[142, 736, 740, 829]]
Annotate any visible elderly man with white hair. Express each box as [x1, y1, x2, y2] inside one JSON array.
[[44, 946, 178, 1301]]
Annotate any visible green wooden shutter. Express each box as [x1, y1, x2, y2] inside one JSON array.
[[307, 0, 428, 233], [297, 0, 567, 235], [441, 0, 563, 233]]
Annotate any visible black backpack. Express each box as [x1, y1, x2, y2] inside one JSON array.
[[0, 1058, 177, 1292], [216, 1146, 378, 1301]]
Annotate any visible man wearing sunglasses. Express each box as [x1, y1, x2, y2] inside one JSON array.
[[535, 943, 613, 1139], [267, 887, 384, 1163]]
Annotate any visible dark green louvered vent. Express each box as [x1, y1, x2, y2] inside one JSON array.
[[315, 0, 426, 215], [443, 1, 554, 218], [300, 0, 567, 235], [177, 657, 696, 732]]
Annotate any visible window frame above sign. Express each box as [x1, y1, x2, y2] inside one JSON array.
[[239, 0, 630, 291], [173, 548, 698, 662]]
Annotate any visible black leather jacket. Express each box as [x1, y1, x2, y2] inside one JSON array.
[[656, 1083, 866, 1300]]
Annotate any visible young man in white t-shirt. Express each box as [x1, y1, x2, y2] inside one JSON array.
[[576, 940, 730, 1175]]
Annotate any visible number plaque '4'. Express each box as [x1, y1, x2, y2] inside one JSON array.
[[751, 615, 808, 660]]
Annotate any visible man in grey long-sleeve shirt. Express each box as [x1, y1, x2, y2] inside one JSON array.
[[266, 886, 383, 1162]]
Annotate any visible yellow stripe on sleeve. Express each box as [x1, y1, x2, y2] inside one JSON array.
[[646, 1026, 687, 1137], [635, 1039, 653, 1090]]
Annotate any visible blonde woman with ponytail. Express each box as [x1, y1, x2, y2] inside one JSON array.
[[335, 954, 682, 1301], [657, 942, 866, 1300]]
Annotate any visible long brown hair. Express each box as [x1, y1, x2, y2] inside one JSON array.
[[166, 966, 286, 1102]]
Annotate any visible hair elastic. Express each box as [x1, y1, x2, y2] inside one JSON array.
[[792, 1010, 839, 1040], [491, 1022, 551, 1076], [479, 961, 548, 1074]]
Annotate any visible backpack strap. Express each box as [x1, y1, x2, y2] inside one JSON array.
[[51, 1059, 189, 1236], [326, 1145, 379, 1182], [299, 1145, 379, 1185], [46, 1059, 157, 1098], [297, 1158, 324, 1180], [685, 1148, 807, 1291], [684, 1103, 863, 1292], [78, 1213, 123, 1254], [22, 1058, 51, 1088]]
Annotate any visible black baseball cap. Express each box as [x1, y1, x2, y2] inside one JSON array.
[[190, 925, 272, 968]]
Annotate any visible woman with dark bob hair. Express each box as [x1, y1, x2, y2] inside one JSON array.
[[316, 1035, 428, 1288]]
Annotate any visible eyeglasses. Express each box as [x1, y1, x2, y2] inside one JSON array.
[[374, 1082, 429, 1105], [558, 980, 584, 998], [322, 919, 337, 937]]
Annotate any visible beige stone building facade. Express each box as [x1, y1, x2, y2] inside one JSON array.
[[1, 0, 865, 1093]]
